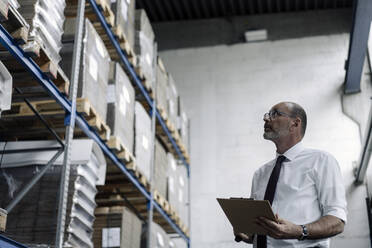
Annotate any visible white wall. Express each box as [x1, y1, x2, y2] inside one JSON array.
[[159, 33, 369, 247]]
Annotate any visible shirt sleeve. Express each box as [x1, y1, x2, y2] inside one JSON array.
[[250, 170, 258, 200], [314, 153, 347, 223]]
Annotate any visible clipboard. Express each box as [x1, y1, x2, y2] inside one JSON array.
[[217, 198, 277, 235]]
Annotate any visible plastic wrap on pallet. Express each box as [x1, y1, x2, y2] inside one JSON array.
[[61, 18, 110, 122], [93, 206, 142, 248], [9, 0, 20, 9], [166, 153, 179, 213], [156, 61, 168, 118], [0, 140, 106, 248], [61, 16, 77, 42], [0, 61, 13, 116], [134, 9, 155, 88], [111, 0, 136, 50], [135, 31, 155, 88], [141, 222, 170, 248], [154, 139, 168, 198], [167, 74, 178, 128], [18, 0, 66, 64], [170, 237, 187, 248], [134, 101, 152, 181], [107, 62, 135, 154], [167, 153, 188, 229], [80, 18, 110, 121], [176, 163, 189, 228], [134, 9, 154, 42], [177, 98, 190, 153]]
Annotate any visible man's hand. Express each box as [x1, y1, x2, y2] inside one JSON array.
[[255, 214, 302, 239], [234, 232, 253, 244]]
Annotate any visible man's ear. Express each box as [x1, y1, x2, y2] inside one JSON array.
[[290, 118, 301, 130], [294, 118, 301, 128]]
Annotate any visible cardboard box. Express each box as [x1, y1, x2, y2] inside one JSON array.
[[0, 208, 7, 232]]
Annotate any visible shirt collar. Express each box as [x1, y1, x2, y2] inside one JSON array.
[[276, 141, 304, 161]]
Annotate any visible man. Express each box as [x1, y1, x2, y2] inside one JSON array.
[[235, 102, 347, 247]]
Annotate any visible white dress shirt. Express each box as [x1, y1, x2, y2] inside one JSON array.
[[250, 142, 347, 248]]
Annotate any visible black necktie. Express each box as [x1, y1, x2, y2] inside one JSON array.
[[257, 155, 286, 248]]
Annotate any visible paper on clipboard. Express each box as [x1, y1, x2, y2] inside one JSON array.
[[217, 198, 277, 235]]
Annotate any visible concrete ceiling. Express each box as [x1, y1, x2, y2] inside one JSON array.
[[136, 0, 354, 22]]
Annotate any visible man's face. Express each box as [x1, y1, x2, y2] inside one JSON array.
[[263, 103, 292, 141]]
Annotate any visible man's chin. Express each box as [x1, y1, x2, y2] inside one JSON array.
[[263, 132, 277, 140]]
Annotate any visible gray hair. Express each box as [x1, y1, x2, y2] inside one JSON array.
[[286, 102, 307, 137]]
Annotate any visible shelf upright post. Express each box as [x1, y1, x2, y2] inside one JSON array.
[[187, 120, 191, 248], [146, 42, 158, 248], [55, 0, 86, 246]]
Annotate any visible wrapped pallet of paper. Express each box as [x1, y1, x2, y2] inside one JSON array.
[[107, 62, 135, 154], [0, 139, 106, 248], [0, 61, 13, 117], [166, 153, 189, 228], [93, 206, 142, 248], [175, 163, 189, 228], [18, 0, 66, 65], [8, 0, 20, 8], [167, 74, 178, 127], [177, 98, 190, 153], [141, 222, 170, 248], [60, 18, 110, 122], [154, 139, 168, 198], [134, 101, 152, 180], [134, 9, 155, 88], [170, 237, 187, 248], [156, 58, 168, 117], [111, 0, 136, 50], [166, 153, 179, 212]]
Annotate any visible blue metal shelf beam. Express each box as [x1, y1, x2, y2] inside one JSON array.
[[0, 3, 189, 243], [86, 0, 190, 173], [0, 235, 29, 248]]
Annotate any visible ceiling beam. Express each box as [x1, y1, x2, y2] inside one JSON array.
[[295, 0, 300, 11], [219, 0, 227, 16], [276, 0, 282, 12], [139, 0, 159, 22], [200, 0, 211, 18], [229, 0, 237, 15], [342, 0, 347, 8], [257, 0, 264, 13], [171, 0, 186, 20], [180, 0, 193, 19], [267, 0, 273, 13], [152, 0, 168, 21], [285, 0, 290, 11], [237, 0, 246, 15], [190, 0, 202, 19], [323, 0, 328, 9], [344, 0, 372, 93], [333, 0, 337, 8], [210, 0, 219, 17], [162, 0, 176, 20], [314, 0, 318, 9], [136, 0, 144, 8], [248, 0, 255, 14]]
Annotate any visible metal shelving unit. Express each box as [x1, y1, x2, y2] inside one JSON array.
[[0, 234, 29, 248], [0, 0, 190, 247]]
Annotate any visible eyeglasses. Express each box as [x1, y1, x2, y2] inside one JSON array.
[[263, 110, 292, 120]]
